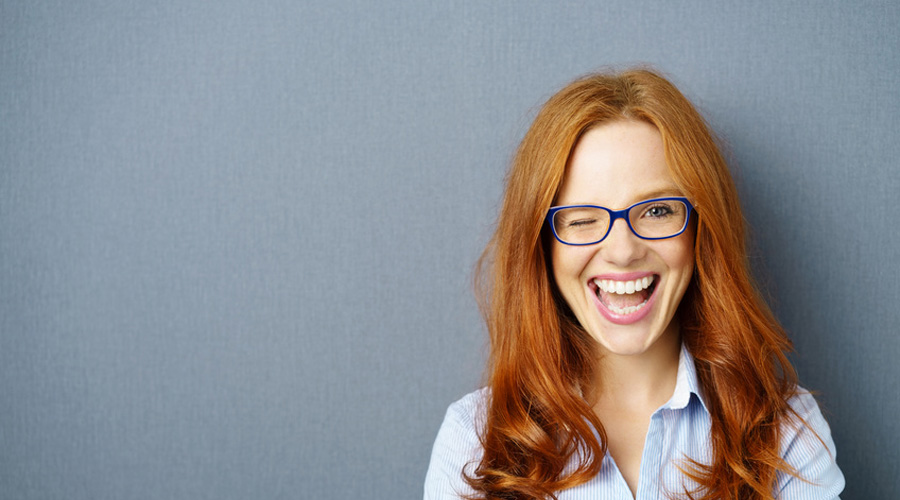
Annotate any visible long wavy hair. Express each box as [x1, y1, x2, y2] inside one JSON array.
[[468, 69, 800, 499]]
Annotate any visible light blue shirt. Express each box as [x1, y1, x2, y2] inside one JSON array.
[[424, 346, 844, 499]]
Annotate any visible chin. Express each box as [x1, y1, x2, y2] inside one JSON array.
[[582, 314, 679, 358]]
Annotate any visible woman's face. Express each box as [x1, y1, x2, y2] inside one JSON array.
[[550, 120, 694, 358]]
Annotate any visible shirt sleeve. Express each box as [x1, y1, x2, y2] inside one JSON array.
[[776, 390, 845, 500], [423, 391, 485, 500]]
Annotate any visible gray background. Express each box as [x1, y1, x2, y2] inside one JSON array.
[[1, 1, 897, 499]]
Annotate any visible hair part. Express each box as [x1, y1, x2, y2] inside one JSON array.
[[469, 68, 801, 499]]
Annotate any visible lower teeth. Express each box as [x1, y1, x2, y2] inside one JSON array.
[[607, 300, 648, 315]]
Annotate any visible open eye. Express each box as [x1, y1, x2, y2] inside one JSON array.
[[644, 204, 674, 219], [629, 199, 689, 239]]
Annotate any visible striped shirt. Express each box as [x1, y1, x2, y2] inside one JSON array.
[[424, 346, 844, 499]]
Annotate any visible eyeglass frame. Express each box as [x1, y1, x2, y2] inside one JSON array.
[[545, 196, 695, 246]]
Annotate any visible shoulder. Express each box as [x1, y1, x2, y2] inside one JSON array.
[[423, 389, 489, 500], [776, 389, 845, 499], [446, 388, 490, 431]]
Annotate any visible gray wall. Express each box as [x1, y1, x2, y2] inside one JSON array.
[[1, 1, 897, 499]]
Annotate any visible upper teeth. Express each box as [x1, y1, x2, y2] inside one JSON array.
[[594, 276, 654, 294]]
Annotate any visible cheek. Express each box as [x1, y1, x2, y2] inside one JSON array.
[[550, 243, 593, 295], [675, 244, 694, 271], [550, 243, 571, 282], [664, 235, 695, 286]]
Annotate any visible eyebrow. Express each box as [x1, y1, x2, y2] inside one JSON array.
[[635, 188, 684, 201], [559, 188, 684, 208]]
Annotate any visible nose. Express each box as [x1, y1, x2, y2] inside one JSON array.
[[599, 218, 645, 266]]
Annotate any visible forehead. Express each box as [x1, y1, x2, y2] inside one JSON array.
[[556, 120, 680, 207]]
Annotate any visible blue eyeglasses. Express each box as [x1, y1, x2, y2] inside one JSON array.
[[546, 197, 694, 246]]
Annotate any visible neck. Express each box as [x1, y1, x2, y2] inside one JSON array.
[[589, 327, 681, 411]]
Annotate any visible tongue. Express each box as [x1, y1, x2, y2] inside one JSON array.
[[600, 289, 650, 308]]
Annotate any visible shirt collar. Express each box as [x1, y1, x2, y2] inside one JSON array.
[[661, 344, 710, 414]]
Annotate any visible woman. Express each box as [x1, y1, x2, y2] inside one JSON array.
[[424, 69, 844, 500]]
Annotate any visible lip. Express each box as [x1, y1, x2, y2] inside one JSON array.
[[588, 272, 658, 325]]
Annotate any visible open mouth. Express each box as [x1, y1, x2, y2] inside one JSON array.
[[592, 275, 658, 316]]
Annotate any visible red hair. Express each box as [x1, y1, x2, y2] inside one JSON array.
[[468, 69, 800, 499]]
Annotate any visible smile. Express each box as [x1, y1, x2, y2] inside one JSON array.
[[591, 275, 658, 321]]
